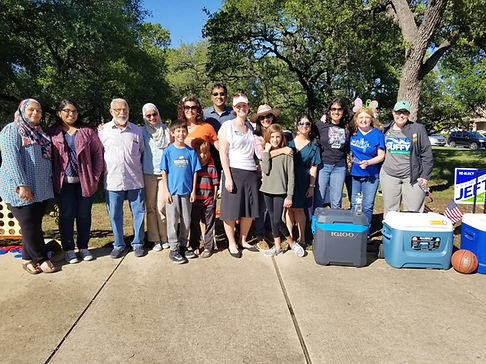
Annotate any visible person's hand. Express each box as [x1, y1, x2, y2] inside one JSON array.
[[185, 136, 195, 147], [305, 186, 314, 198], [283, 198, 292, 208], [17, 186, 34, 202], [264, 142, 272, 152], [97, 122, 105, 131], [225, 177, 234, 192], [190, 191, 196, 203], [282, 146, 293, 156], [163, 191, 172, 204], [418, 178, 429, 190], [358, 160, 369, 169]]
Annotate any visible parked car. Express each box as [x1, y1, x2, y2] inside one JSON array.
[[448, 131, 486, 150], [428, 133, 447, 146]]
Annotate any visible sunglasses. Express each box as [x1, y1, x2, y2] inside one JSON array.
[[212, 92, 226, 97], [298, 121, 312, 127], [330, 107, 343, 112], [395, 110, 409, 115], [184, 105, 198, 111], [145, 113, 157, 118], [257, 114, 274, 121]]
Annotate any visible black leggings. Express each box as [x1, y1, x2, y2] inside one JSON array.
[[7, 202, 48, 264], [263, 193, 290, 238]]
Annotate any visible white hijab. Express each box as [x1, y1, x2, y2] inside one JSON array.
[[142, 103, 169, 149]]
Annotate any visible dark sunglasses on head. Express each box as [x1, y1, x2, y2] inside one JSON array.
[[234, 93, 247, 98], [212, 92, 226, 97], [184, 105, 198, 111], [298, 121, 312, 126]]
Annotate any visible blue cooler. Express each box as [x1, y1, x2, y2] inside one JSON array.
[[311, 208, 369, 267], [460, 214, 486, 274], [382, 212, 453, 269]]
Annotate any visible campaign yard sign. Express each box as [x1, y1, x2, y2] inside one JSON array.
[[454, 168, 486, 204]]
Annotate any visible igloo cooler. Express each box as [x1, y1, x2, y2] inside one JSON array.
[[460, 214, 486, 274], [311, 208, 369, 267], [382, 212, 453, 269]]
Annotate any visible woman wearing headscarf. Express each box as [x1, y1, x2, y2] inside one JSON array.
[[46, 99, 104, 264], [142, 103, 172, 251], [0, 99, 56, 273]]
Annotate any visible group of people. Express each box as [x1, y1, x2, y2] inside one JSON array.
[[0, 82, 433, 273]]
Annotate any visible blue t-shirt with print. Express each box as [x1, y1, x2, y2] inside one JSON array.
[[160, 144, 201, 195], [350, 128, 385, 177]]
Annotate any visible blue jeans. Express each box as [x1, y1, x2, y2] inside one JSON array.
[[57, 183, 94, 251], [351, 175, 380, 228], [106, 189, 145, 248], [315, 161, 347, 209]]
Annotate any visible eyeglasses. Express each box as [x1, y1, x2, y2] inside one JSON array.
[[145, 113, 157, 118], [212, 92, 226, 97], [184, 105, 198, 111], [257, 114, 274, 121], [62, 109, 78, 115], [330, 107, 343, 112], [395, 110, 409, 115], [298, 121, 312, 127], [112, 108, 128, 114]]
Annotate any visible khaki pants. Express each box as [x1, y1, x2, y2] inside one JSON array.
[[143, 174, 167, 243]]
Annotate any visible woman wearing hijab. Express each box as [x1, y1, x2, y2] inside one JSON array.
[[0, 99, 56, 274], [46, 99, 104, 264], [142, 103, 172, 251]]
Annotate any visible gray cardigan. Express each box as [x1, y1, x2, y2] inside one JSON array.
[[260, 152, 294, 200], [382, 121, 433, 184]]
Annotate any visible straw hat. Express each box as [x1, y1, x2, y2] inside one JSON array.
[[250, 104, 281, 123]]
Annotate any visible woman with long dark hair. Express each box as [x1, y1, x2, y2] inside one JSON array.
[[46, 99, 104, 264], [315, 98, 350, 209]]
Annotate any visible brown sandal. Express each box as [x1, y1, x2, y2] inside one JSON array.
[[22, 260, 42, 275], [39, 260, 58, 273], [200, 249, 212, 258]]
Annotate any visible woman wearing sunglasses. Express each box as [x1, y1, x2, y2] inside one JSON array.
[[285, 115, 321, 245], [315, 98, 351, 209], [178, 96, 218, 151], [141, 103, 172, 252]]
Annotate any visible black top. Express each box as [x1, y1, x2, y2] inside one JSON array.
[[316, 121, 349, 164]]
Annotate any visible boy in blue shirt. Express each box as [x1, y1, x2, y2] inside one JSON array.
[[161, 119, 201, 264]]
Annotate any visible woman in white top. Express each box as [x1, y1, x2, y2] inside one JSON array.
[[218, 94, 259, 258]]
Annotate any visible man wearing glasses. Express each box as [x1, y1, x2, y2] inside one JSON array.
[[98, 98, 146, 259], [203, 82, 235, 133]]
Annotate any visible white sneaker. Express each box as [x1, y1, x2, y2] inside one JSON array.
[[264, 248, 283, 257], [152, 242, 162, 252], [161, 241, 170, 249], [291, 242, 305, 257], [65, 250, 80, 264], [79, 249, 93, 261]]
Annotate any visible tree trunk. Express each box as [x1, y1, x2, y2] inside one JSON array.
[[397, 49, 423, 122]]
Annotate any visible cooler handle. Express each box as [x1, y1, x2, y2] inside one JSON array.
[[311, 216, 316, 234], [464, 231, 475, 241], [381, 228, 392, 240]]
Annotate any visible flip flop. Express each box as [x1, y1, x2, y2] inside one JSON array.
[[200, 249, 212, 258], [22, 261, 42, 275], [39, 260, 59, 273]]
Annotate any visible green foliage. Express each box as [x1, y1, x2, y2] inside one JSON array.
[[0, 0, 171, 126]]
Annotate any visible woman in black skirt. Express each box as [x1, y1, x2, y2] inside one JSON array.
[[218, 94, 259, 258]]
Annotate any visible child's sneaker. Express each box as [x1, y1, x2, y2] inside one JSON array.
[[161, 241, 170, 249], [65, 250, 79, 264], [169, 250, 187, 264], [79, 249, 93, 261], [291, 242, 305, 257], [264, 248, 282, 257], [152, 242, 162, 251]]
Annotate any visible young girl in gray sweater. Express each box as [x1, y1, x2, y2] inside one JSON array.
[[260, 124, 305, 257]]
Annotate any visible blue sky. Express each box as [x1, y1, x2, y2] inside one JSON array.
[[142, 0, 223, 46]]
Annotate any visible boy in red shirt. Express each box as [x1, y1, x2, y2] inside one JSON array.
[[189, 140, 219, 258]]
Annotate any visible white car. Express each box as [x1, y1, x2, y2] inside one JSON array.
[[428, 133, 447, 146]]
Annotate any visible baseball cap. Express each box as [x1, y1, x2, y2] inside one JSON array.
[[394, 100, 411, 112]]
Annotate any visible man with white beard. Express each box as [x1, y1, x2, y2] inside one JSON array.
[[98, 98, 146, 258]]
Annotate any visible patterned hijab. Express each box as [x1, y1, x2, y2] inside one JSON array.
[[142, 103, 169, 149], [14, 99, 52, 159]]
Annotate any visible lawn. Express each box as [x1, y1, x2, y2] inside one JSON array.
[[4, 147, 486, 250]]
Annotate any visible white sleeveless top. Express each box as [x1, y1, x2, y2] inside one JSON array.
[[220, 119, 256, 171]]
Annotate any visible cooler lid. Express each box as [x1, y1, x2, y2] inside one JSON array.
[[384, 211, 453, 232], [462, 213, 486, 231], [314, 207, 368, 226]]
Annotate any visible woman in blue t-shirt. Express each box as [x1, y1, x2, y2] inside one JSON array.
[[349, 107, 385, 228]]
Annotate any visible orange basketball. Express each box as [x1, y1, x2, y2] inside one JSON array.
[[451, 249, 478, 274]]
